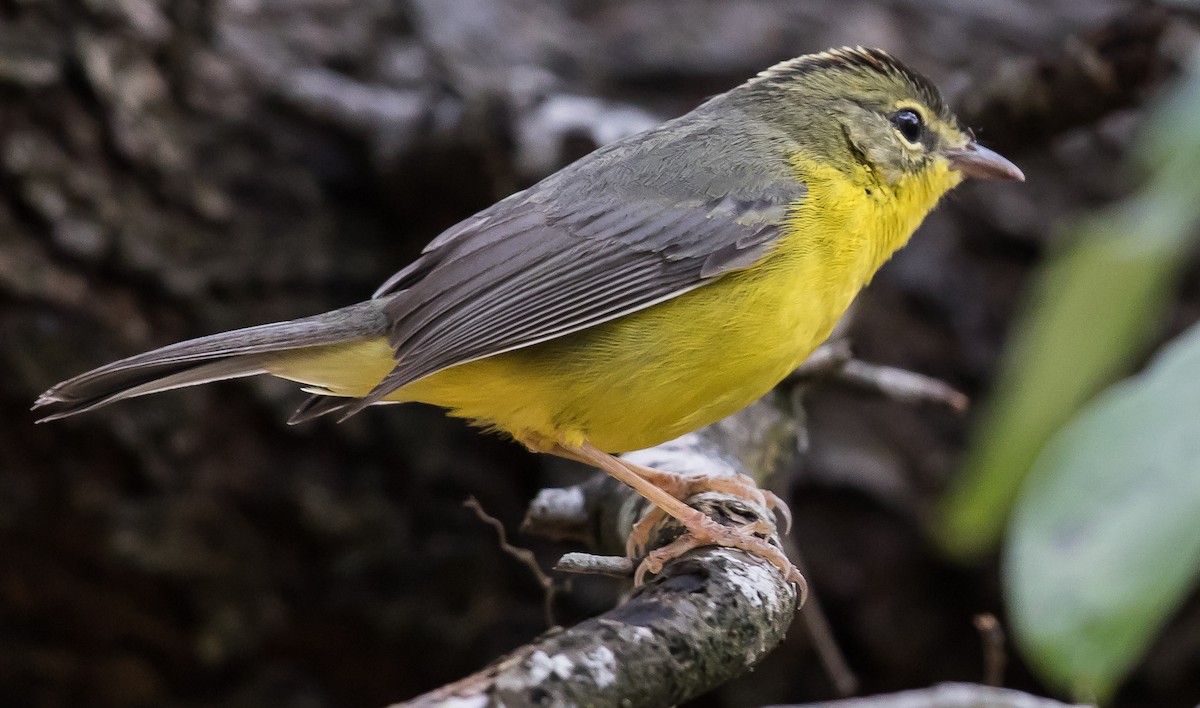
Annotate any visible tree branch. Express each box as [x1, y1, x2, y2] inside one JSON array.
[[395, 401, 801, 707]]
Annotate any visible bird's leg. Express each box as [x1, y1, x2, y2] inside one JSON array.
[[563, 442, 805, 593], [524, 434, 793, 554], [521, 433, 691, 555]]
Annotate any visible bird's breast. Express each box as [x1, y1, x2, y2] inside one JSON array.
[[396, 164, 950, 452]]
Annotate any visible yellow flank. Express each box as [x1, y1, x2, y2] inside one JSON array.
[[266, 155, 962, 453]]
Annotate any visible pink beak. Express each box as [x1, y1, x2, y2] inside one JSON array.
[[947, 142, 1024, 181]]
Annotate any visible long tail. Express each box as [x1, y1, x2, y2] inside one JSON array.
[[33, 300, 389, 422]]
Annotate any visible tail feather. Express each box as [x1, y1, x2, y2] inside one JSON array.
[[34, 300, 388, 422], [34, 357, 271, 422], [287, 395, 362, 425]]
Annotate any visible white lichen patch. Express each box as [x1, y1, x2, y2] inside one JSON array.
[[578, 645, 617, 688], [532, 486, 586, 518], [709, 549, 796, 664], [526, 650, 574, 683], [496, 650, 575, 693], [714, 549, 789, 611], [598, 618, 655, 643]]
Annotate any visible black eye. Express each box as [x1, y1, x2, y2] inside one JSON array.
[[891, 109, 923, 144]]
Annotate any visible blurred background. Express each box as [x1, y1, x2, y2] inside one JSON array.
[[2, 0, 1199, 706]]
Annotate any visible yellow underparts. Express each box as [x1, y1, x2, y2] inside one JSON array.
[[267, 157, 961, 453]]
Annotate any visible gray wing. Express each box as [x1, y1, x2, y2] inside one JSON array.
[[346, 114, 805, 415]]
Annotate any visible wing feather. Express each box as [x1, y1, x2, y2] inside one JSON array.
[[341, 115, 807, 417]]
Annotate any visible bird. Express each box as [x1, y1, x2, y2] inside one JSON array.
[[35, 47, 1023, 592]]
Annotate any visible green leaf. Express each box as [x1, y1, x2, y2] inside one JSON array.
[[936, 59, 1200, 559], [935, 205, 1193, 558], [1004, 322, 1200, 702]]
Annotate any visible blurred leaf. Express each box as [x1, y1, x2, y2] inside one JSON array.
[[1004, 321, 1200, 702], [936, 57, 1200, 559]]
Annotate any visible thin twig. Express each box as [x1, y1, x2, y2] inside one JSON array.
[[769, 472, 859, 697], [974, 613, 1007, 688], [791, 340, 854, 378], [795, 558, 859, 697], [837, 359, 969, 412], [464, 497, 560, 628], [787, 341, 969, 413], [553, 552, 634, 577]]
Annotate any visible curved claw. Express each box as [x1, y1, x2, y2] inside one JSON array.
[[794, 569, 809, 606], [761, 489, 792, 534], [626, 506, 667, 558]]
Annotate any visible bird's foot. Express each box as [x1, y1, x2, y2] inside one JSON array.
[[633, 513, 807, 602], [616, 463, 802, 597], [624, 469, 792, 557], [553, 442, 805, 598]]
